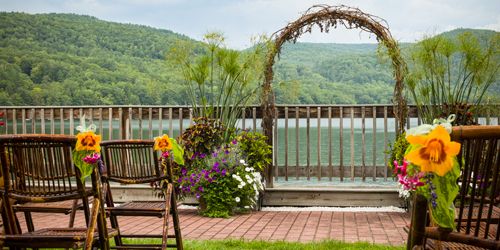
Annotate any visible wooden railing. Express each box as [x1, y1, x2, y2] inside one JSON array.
[[1, 105, 498, 188]]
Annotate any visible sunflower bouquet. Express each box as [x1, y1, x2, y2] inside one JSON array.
[[73, 119, 101, 184], [153, 134, 184, 196], [394, 115, 461, 229]]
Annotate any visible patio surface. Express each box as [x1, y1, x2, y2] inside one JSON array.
[[15, 208, 410, 247]]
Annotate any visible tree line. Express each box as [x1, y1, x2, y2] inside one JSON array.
[[0, 13, 498, 106]]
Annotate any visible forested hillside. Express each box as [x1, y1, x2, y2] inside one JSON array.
[[0, 13, 498, 105], [273, 43, 396, 104], [0, 12, 198, 105]]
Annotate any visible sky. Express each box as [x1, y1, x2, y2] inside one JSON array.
[[0, 0, 499, 49]]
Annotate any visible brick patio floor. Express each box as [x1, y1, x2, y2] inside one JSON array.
[[16, 209, 410, 247]]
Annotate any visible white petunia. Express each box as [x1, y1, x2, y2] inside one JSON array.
[[235, 197, 240, 203], [245, 175, 253, 182]]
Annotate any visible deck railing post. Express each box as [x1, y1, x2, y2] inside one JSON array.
[[1, 104, 498, 185]]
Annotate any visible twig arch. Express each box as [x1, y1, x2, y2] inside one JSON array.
[[261, 4, 408, 145]]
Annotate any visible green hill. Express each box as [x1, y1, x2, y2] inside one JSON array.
[[0, 12, 200, 105], [0, 12, 498, 105]]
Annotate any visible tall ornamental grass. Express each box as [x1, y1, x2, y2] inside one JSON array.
[[406, 32, 499, 125], [170, 32, 269, 141]]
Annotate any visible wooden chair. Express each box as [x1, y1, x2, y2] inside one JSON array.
[[407, 125, 500, 250], [0, 134, 116, 249], [100, 139, 183, 249]]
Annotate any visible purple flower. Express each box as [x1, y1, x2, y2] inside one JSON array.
[[199, 153, 206, 159], [181, 168, 187, 176], [177, 177, 183, 183], [222, 158, 227, 163], [221, 169, 227, 176], [224, 149, 230, 155], [212, 152, 218, 158], [198, 186, 204, 192], [196, 193, 201, 199], [83, 153, 100, 165], [232, 139, 237, 145]]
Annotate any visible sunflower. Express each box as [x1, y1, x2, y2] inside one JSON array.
[[154, 134, 173, 152], [405, 125, 461, 176], [75, 131, 101, 152]]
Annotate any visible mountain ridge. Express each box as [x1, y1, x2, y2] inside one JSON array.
[[0, 12, 497, 105]]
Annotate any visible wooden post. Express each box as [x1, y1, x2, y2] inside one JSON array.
[[408, 194, 428, 250]]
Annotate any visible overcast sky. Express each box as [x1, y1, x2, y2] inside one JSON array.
[[1, 0, 498, 49]]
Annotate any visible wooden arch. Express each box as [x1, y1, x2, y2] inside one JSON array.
[[261, 4, 407, 146]]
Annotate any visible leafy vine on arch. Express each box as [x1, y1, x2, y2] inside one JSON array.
[[261, 4, 408, 147]]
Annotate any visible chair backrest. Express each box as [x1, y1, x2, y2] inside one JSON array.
[[100, 140, 162, 184], [0, 134, 85, 202], [451, 125, 500, 241], [0, 134, 102, 236]]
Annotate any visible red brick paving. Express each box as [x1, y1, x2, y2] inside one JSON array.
[[15, 209, 410, 246]]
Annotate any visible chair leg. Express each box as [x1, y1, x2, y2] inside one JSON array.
[[163, 184, 173, 249], [23, 211, 35, 232], [109, 211, 122, 246], [170, 189, 183, 250], [68, 199, 79, 228]]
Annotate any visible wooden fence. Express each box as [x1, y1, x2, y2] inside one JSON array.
[[1, 104, 498, 188]]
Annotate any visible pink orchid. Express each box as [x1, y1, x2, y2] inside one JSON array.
[[83, 153, 100, 165], [161, 151, 170, 159], [393, 160, 408, 176]]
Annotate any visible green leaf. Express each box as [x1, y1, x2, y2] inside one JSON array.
[[169, 138, 184, 165], [428, 159, 460, 229], [72, 149, 95, 184]]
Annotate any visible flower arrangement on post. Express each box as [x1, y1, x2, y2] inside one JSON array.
[[153, 134, 185, 196], [72, 119, 101, 184], [394, 115, 461, 229]]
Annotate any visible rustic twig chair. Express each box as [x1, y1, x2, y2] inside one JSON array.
[[407, 125, 500, 250], [100, 139, 183, 249], [0, 134, 116, 249]]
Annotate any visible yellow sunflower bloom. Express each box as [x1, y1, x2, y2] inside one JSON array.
[[76, 131, 101, 152], [405, 125, 461, 176], [154, 134, 173, 152]]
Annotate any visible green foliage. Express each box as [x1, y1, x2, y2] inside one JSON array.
[[0, 12, 195, 105], [199, 177, 236, 218], [406, 31, 499, 125], [273, 43, 397, 104], [170, 32, 268, 139], [169, 138, 185, 166], [417, 161, 460, 229], [0, 13, 498, 106], [72, 150, 94, 184], [180, 117, 226, 160], [387, 132, 409, 172], [237, 131, 272, 172]]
